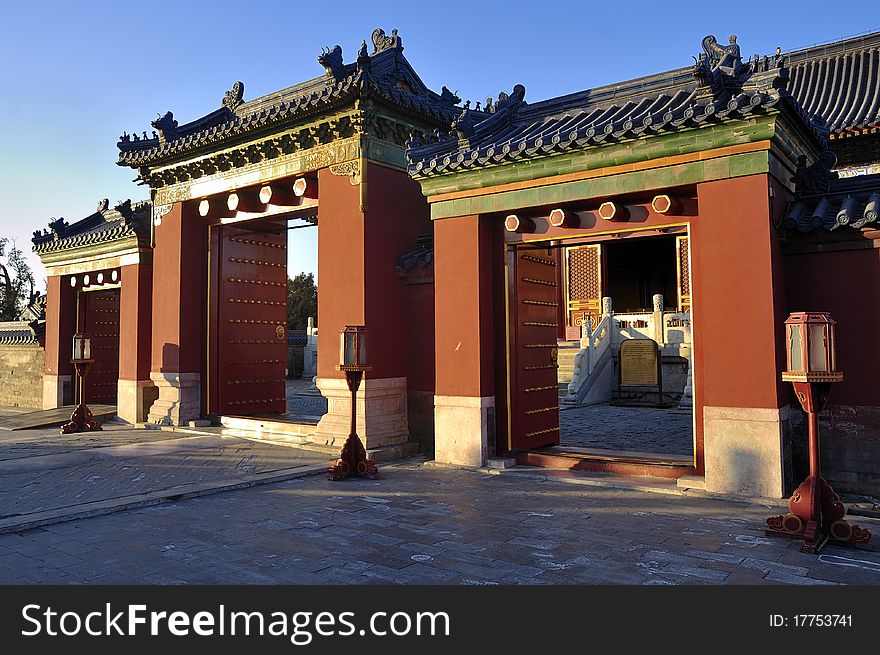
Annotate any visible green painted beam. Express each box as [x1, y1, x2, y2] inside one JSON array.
[[430, 150, 769, 220], [419, 114, 778, 198]]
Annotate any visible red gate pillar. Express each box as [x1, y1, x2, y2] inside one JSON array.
[[693, 174, 791, 497], [315, 164, 421, 451], [146, 202, 206, 425], [117, 259, 154, 423], [433, 214, 496, 466], [42, 274, 76, 409]]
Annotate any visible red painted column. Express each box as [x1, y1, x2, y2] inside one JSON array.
[[117, 259, 154, 423], [146, 202, 207, 425], [42, 274, 76, 408], [315, 163, 433, 450], [691, 173, 790, 497], [433, 213, 496, 466]]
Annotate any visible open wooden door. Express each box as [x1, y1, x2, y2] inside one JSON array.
[[676, 236, 690, 313], [509, 247, 560, 450], [80, 288, 120, 405], [216, 220, 288, 416], [565, 244, 603, 336]]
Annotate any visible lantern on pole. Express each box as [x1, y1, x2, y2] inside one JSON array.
[[329, 326, 378, 480], [61, 333, 103, 434], [766, 312, 870, 553]]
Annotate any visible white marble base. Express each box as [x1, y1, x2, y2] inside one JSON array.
[[146, 372, 201, 426], [42, 374, 71, 409], [117, 379, 158, 424], [703, 405, 790, 498], [434, 395, 494, 467], [315, 376, 408, 449]]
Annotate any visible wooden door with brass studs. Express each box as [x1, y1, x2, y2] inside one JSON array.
[[565, 244, 603, 334], [217, 221, 288, 416], [80, 289, 120, 405], [510, 247, 561, 450]]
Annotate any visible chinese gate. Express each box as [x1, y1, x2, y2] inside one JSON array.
[[212, 219, 288, 416]]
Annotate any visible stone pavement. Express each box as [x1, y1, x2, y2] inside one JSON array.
[[560, 404, 693, 456], [1, 461, 878, 585], [0, 423, 329, 533]]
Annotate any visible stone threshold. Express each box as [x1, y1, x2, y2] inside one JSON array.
[[0, 462, 329, 536]]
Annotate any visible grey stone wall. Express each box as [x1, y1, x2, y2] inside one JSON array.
[[791, 405, 880, 500], [0, 345, 44, 409]]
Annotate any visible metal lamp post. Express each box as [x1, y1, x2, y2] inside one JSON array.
[[765, 312, 870, 553], [61, 333, 103, 434], [329, 325, 378, 480]]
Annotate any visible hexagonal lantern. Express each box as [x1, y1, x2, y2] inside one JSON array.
[[338, 325, 370, 372], [782, 312, 842, 384], [71, 333, 92, 363]]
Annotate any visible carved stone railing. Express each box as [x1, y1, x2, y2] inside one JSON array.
[[563, 294, 692, 405]]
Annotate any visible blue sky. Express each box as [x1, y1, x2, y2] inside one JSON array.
[[1, 0, 876, 290]]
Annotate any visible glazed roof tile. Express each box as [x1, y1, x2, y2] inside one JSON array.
[[783, 172, 880, 232], [116, 36, 468, 169], [407, 32, 880, 179], [32, 200, 152, 256]]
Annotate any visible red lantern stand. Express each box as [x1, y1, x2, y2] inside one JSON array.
[[766, 312, 870, 553], [329, 326, 378, 480], [61, 333, 103, 434]]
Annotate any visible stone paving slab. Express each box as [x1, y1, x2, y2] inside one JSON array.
[[1, 462, 878, 585], [0, 424, 330, 533], [560, 404, 693, 456]]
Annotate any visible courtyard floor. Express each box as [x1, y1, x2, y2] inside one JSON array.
[[560, 404, 693, 457], [0, 423, 877, 585]]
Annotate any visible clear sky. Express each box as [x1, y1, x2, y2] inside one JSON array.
[[1, 0, 876, 291]]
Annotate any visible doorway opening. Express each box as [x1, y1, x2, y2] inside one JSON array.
[[508, 230, 694, 470], [208, 211, 325, 430], [79, 287, 120, 406]]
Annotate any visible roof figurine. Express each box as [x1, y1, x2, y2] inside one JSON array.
[[318, 45, 346, 81], [150, 112, 178, 145]]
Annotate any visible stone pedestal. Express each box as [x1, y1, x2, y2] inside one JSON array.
[[146, 372, 201, 425], [703, 405, 790, 498], [42, 374, 72, 409], [315, 376, 408, 449], [117, 379, 159, 424], [434, 395, 493, 467]]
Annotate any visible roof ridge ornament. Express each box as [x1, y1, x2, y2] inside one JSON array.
[[440, 86, 461, 105], [150, 112, 178, 146], [222, 81, 245, 111], [792, 150, 839, 198], [318, 45, 346, 81], [371, 28, 402, 54]]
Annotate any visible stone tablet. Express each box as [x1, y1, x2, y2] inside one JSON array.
[[620, 339, 660, 387]]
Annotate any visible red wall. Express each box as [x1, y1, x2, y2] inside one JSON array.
[[317, 169, 366, 379], [784, 247, 880, 406], [317, 163, 434, 387], [691, 174, 788, 411], [434, 214, 496, 398], [150, 202, 208, 374], [119, 261, 152, 381], [43, 274, 75, 377]]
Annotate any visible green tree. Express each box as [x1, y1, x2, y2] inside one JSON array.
[[0, 238, 36, 321], [287, 272, 317, 331]]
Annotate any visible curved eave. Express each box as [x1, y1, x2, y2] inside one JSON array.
[[35, 232, 147, 266]]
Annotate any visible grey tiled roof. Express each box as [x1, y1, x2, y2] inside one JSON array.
[[396, 234, 433, 270], [116, 38, 467, 169], [407, 32, 880, 179], [786, 32, 880, 133], [783, 173, 880, 231], [0, 321, 44, 346], [32, 199, 151, 256]]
